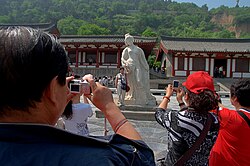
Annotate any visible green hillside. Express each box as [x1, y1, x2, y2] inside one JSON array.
[[0, 0, 249, 38]]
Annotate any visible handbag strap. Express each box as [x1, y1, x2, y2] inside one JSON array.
[[125, 73, 128, 85], [119, 73, 122, 80], [174, 113, 213, 166], [237, 111, 250, 127]]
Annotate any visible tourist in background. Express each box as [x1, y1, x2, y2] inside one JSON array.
[[98, 76, 103, 85], [102, 76, 108, 87], [155, 71, 219, 165], [214, 66, 219, 78], [62, 91, 93, 136], [209, 79, 250, 166], [219, 66, 224, 78], [115, 67, 126, 106]]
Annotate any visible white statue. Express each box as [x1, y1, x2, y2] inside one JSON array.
[[121, 34, 156, 106]]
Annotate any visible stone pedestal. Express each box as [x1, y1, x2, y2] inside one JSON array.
[[124, 99, 157, 106]]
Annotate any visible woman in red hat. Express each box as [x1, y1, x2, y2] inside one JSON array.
[[155, 71, 219, 166]]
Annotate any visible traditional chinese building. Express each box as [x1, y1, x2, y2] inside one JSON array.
[[156, 36, 250, 78], [0, 23, 157, 77], [59, 35, 157, 76]]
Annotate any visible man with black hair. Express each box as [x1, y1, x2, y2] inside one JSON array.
[[0, 27, 155, 165], [209, 79, 250, 166]]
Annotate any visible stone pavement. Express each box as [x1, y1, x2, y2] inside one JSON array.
[[84, 94, 235, 159]]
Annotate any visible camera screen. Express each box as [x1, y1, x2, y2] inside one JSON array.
[[173, 81, 179, 88], [70, 84, 80, 92]]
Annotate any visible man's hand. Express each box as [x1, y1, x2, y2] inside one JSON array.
[[83, 74, 115, 112], [66, 76, 76, 103]]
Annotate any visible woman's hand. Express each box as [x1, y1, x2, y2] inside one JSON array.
[[165, 84, 174, 98], [176, 87, 185, 103]]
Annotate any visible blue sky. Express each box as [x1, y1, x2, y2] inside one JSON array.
[[173, 0, 250, 9]]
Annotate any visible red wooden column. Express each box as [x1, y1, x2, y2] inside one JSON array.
[[75, 46, 79, 67], [207, 53, 211, 75], [95, 45, 100, 68], [172, 52, 176, 76], [99, 51, 102, 65], [186, 52, 191, 76], [117, 45, 122, 68], [230, 54, 234, 78]]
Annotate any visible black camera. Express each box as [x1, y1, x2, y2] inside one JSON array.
[[173, 80, 180, 88]]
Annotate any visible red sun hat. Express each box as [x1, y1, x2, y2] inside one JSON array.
[[182, 71, 215, 94]]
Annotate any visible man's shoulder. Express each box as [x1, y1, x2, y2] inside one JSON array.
[[0, 124, 155, 165], [218, 107, 236, 116]]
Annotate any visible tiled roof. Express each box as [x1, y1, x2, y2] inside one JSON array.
[[0, 23, 57, 33], [59, 35, 157, 44], [161, 36, 250, 53]]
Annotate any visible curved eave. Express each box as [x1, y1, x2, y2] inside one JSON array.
[[167, 49, 250, 54], [160, 36, 250, 54], [59, 35, 157, 45]]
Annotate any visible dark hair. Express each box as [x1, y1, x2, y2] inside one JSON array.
[[187, 89, 218, 114], [0, 27, 68, 113], [230, 79, 250, 107], [120, 67, 124, 70], [62, 100, 73, 120]]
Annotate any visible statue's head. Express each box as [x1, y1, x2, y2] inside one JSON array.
[[125, 33, 134, 46]]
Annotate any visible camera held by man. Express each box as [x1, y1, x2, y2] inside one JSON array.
[[69, 79, 91, 95]]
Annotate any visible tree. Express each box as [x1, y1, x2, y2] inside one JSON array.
[[147, 54, 156, 68], [112, 14, 136, 35], [212, 30, 235, 38], [57, 16, 86, 35], [77, 24, 110, 35], [142, 27, 157, 37], [0, 15, 10, 23]]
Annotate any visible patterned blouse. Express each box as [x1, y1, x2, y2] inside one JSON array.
[[155, 107, 219, 166]]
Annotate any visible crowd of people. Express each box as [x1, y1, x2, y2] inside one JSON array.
[[95, 76, 114, 87], [0, 26, 249, 166], [155, 72, 250, 166], [0, 27, 155, 165], [214, 66, 225, 78]]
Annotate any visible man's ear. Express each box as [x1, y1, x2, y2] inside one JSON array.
[[44, 76, 58, 105], [230, 96, 238, 106]]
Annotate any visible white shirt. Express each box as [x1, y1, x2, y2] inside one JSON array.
[[63, 103, 93, 136]]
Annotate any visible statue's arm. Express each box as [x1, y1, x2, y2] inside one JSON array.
[[121, 48, 128, 66]]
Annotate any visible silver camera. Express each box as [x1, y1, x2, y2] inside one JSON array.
[[69, 79, 91, 95]]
